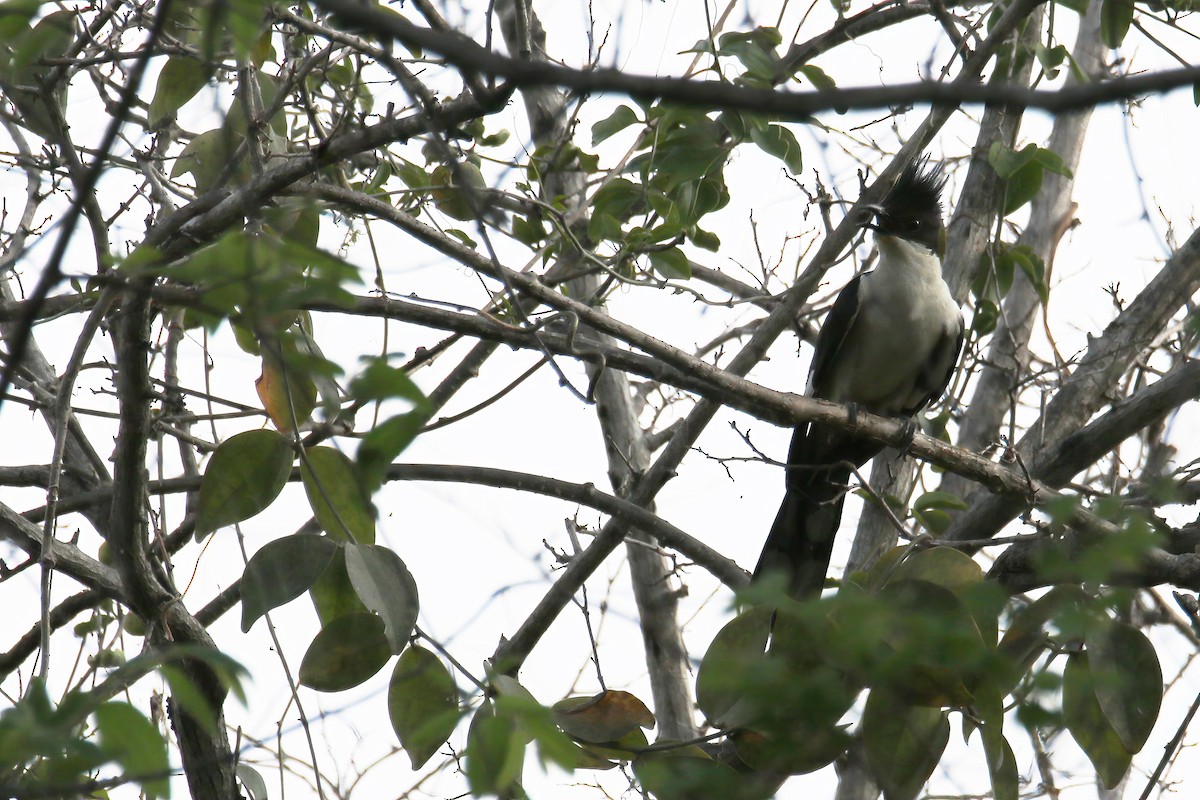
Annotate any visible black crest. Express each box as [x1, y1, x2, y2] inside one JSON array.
[[871, 156, 947, 253]]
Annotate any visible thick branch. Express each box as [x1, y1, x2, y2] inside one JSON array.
[[945, 224, 1200, 542], [108, 283, 238, 800], [307, 0, 1197, 117]]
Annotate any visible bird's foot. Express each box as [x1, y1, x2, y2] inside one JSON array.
[[846, 401, 859, 429], [896, 416, 918, 452]]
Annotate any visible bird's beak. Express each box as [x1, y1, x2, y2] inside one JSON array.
[[860, 203, 885, 231]]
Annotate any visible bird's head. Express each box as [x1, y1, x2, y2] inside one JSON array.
[[862, 157, 948, 258]]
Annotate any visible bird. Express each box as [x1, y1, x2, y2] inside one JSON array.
[[753, 158, 965, 600]]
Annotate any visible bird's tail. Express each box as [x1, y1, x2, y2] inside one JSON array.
[[752, 424, 883, 600]]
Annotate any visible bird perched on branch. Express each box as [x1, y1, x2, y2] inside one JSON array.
[[753, 158, 964, 600]]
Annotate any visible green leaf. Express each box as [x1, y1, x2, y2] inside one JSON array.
[[94, 702, 169, 799], [694, 604, 857, 775], [240, 533, 338, 631], [466, 701, 525, 797], [986, 142, 1033, 178], [430, 162, 488, 221], [1030, 146, 1073, 178], [1008, 244, 1049, 305], [301, 446, 376, 543], [648, 247, 692, 280], [983, 729, 1019, 800], [912, 507, 952, 535], [1100, 0, 1135, 48], [972, 298, 998, 335], [887, 546, 981, 596], [156, 645, 250, 709], [717, 27, 781, 83], [748, 123, 803, 173], [160, 664, 220, 733], [633, 748, 747, 799], [195, 429, 293, 536], [592, 177, 643, 217], [489, 691, 579, 773], [1002, 161, 1043, 214], [1, 9, 73, 139], [862, 692, 949, 800], [357, 412, 425, 491], [298, 612, 391, 692], [348, 357, 429, 406], [0, 0, 40, 45], [1034, 43, 1068, 79], [1085, 618, 1162, 753], [990, 144, 1074, 220], [588, 211, 623, 242], [236, 764, 268, 800], [695, 608, 771, 727], [912, 491, 969, 512], [688, 226, 721, 251], [797, 64, 836, 91], [864, 580, 989, 706], [1064, 652, 1132, 788], [148, 55, 210, 128], [589, 178, 644, 241], [309, 547, 369, 624], [592, 104, 639, 145], [219, 0, 268, 61], [344, 543, 419, 653], [511, 214, 546, 246], [910, 493, 969, 537], [171, 128, 246, 194], [7, 8, 72, 73], [997, 586, 1088, 693], [643, 136, 728, 189], [289, 330, 348, 420], [732, 724, 851, 776], [389, 646, 461, 769], [395, 158, 429, 189]]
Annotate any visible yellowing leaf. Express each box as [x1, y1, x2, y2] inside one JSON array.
[[552, 690, 654, 744], [256, 353, 317, 432]]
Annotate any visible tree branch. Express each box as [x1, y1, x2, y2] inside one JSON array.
[[945, 223, 1200, 542], [309, 0, 1200, 117]]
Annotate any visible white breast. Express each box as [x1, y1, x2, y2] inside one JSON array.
[[820, 236, 961, 413]]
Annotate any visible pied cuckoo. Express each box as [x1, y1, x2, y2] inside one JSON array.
[[753, 158, 965, 600]]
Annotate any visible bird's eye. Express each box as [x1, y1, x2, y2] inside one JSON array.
[[904, 219, 922, 232]]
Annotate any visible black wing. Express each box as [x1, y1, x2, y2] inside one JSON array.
[[902, 312, 964, 416], [809, 274, 864, 401]]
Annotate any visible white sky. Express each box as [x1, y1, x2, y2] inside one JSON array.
[[3, 1, 1200, 798]]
